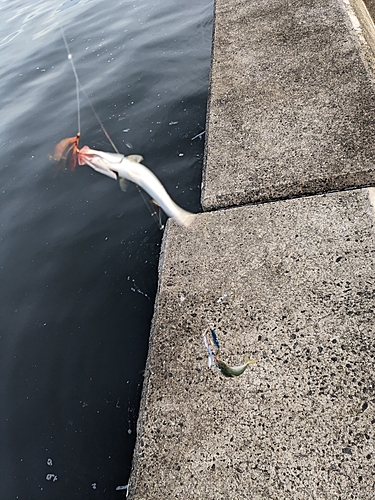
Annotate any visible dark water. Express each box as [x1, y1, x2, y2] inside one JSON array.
[[0, 0, 212, 497]]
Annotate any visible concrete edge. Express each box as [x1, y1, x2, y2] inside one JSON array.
[[127, 218, 172, 496], [202, 167, 375, 212], [201, 0, 217, 212], [346, 0, 375, 61]]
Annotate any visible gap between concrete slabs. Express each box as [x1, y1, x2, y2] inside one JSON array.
[[128, 188, 375, 499]]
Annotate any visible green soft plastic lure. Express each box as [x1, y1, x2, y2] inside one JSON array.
[[214, 355, 257, 378]]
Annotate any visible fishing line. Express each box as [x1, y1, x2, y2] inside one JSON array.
[[79, 84, 119, 154], [136, 188, 165, 230], [60, 26, 80, 135], [60, 27, 164, 230], [60, 26, 117, 153]]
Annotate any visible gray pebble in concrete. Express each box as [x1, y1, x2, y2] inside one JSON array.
[[128, 188, 375, 499], [202, 0, 375, 209]]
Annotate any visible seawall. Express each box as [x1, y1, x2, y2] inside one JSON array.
[[128, 1, 375, 498]]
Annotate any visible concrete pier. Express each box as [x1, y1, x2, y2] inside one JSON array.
[[128, 0, 375, 498]]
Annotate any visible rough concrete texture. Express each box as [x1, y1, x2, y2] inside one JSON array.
[[129, 188, 375, 499], [202, 0, 375, 210]]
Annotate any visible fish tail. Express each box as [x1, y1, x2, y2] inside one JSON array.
[[177, 211, 196, 227], [244, 356, 257, 365]]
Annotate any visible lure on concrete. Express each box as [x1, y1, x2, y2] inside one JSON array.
[[202, 326, 257, 377]]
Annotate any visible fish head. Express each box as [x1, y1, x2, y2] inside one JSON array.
[[78, 146, 124, 180]]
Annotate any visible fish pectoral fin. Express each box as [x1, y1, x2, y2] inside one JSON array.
[[126, 154, 144, 163], [119, 177, 129, 192]]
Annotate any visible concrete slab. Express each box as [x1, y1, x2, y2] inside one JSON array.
[[128, 188, 375, 499], [202, 0, 375, 210]]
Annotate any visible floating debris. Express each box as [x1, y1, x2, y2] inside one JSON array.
[[127, 275, 150, 299], [191, 130, 205, 141], [116, 484, 130, 497], [46, 474, 58, 482]]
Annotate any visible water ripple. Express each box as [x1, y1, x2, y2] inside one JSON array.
[[0, 30, 22, 46]]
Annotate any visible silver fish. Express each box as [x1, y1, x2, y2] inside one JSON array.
[[78, 146, 196, 227]]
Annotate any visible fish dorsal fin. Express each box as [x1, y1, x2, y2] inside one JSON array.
[[126, 154, 144, 163]]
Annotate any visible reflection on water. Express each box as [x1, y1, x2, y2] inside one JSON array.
[[0, 0, 212, 497]]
